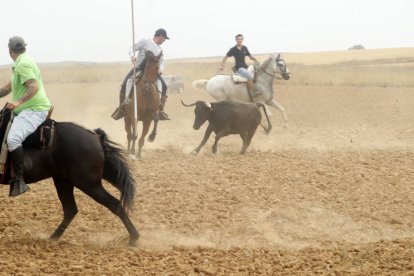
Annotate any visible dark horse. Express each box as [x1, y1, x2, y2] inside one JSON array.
[[0, 108, 139, 246], [123, 51, 162, 158]]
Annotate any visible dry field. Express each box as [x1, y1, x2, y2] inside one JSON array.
[[0, 48, 414, 275]]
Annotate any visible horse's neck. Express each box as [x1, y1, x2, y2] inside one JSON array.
[[256, 67, 275, 93]]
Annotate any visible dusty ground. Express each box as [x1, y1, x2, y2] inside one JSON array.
[[0, 66, 413, 274]]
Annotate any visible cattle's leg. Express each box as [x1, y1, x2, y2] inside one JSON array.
[[267, 99, 288, 123], [240, 128, 258, 154], [194, 126, 213, 154], [49, 177, 78, 241], [212, 128, 231, 154]]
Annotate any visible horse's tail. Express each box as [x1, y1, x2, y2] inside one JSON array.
[[256, 103, 272, 134], [94, 128, 135, 213], [192, 79, 208, 90]]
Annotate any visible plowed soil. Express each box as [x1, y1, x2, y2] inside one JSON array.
[[0, 80, 413, 275]]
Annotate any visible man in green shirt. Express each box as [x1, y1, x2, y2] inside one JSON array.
[[0, 36, 51, 197]]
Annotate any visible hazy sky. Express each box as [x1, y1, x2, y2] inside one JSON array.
[[1, 0, 413, 65]]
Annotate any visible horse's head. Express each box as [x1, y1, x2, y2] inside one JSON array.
[[275, 54, 290, 80], [142, 50, 162, 82], [256, 54, 290, 81]]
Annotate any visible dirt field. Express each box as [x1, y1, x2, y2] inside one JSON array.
[[0, 49, 413, 274]]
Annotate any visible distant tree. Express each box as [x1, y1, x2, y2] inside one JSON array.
[[348, 44, 365, 50]]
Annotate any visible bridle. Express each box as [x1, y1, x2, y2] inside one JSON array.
[[256, 58, 287, 80]]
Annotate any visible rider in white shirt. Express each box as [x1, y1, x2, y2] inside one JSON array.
[[112, 28, 170, 120]]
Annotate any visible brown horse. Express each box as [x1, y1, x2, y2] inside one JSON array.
[[123, 51, 161, 158]]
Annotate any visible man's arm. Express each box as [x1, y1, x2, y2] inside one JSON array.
[[219, 56, 229, 70], [0, 81, 11, 98], [159, 53, 165, 75], [6, 79, 38, 110], [248, 55, 258, 63], [129, 39, 147, 64]]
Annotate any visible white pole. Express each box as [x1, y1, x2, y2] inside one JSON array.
[[131, 0, 138, 122]]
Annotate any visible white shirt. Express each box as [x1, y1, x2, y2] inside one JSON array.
[[129, 38, 165, 73]]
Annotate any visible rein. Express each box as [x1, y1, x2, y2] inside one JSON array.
[[257, 64, 284, 80]]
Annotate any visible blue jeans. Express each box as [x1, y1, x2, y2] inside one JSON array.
[[237, 67, 253, 79], [7, 109, 48, 151]]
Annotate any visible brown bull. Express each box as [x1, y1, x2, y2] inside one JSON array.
[[181, 100, 271, 154]]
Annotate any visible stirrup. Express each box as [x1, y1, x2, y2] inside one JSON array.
[[159, 111, 170, 120], [9, 179, 30, 197]]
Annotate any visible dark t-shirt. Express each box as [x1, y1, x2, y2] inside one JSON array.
[[226, 45, 251, 70]]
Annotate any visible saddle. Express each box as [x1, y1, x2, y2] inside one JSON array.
[[0, 107, 56, 183], [231, 65, 256, 83], [125, 72, 163, 97]]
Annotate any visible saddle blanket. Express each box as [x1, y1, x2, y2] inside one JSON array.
[[231, 65, 256, 83]]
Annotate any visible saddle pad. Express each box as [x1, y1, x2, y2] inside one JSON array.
[[231, 65, 256, 83]]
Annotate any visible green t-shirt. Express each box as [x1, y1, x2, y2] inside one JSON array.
[[11, 53, 51, 114]]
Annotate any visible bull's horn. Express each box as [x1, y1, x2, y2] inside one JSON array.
[[181, 100, 196, 107], [204, 101, 211, 108]]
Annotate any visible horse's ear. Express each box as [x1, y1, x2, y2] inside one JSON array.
[[277, 53, 280, 59]]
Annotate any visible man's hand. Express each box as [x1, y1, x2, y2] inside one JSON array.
[[219, 64, 225, 71], [130, 56, 137, 65], [6, 101, 20, 110]]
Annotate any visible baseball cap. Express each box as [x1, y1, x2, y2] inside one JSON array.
[[8, 36, 27, 50], [154, 28, 170, 39]]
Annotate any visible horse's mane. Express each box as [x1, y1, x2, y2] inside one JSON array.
[[261, 55, 275, 69]]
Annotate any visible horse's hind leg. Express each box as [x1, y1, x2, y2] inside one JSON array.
[[79, 182, 139, 246], [49, 177, 78, 241]]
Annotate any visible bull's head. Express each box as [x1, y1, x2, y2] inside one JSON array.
[[181, 100, 212, 130]]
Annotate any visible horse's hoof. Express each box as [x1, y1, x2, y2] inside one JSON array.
[[147, 135, 155, 142], [128, 154, 138, 160]]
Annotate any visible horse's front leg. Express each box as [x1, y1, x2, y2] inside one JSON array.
[[50, 178, 78, 241], [131, 119, 138, 154], [124, 116, 137, 154], [267, 99, 288, 126], [148, 114, 159, 142], [137, 118, 152, 158]]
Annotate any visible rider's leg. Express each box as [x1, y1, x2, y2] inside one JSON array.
[[119, 68, 134, 107], [7, 110, 48, 197], [112, 68, 136, 120], [237, 68, 261, 97], [158, 76, 170, 120]]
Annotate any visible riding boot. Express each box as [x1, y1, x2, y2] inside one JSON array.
[[247, 79, 261, 97], [111, 89, 131, 120], [9, 146, 29, 197], [159, 94, 170, 120], [111, 107, 126, 120]]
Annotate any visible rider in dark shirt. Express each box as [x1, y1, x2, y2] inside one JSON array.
[[219, 34, 259, 97]]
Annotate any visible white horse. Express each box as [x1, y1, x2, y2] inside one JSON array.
[[192, 54, 290, 125]]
